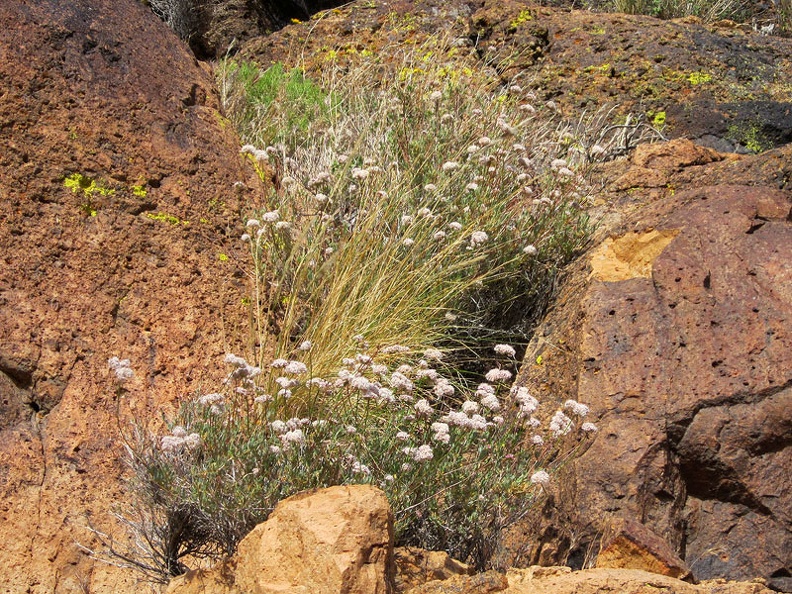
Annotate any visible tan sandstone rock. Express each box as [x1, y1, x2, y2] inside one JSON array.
[[394, 547, 473, 592], [166, 485, 394, 594], [404, 571, 508, 594], [506, 566, 773, 594]]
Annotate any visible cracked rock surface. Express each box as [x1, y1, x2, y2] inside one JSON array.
[[519, 185, 792, 585]]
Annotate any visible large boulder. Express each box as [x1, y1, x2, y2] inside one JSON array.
[[0, 0, 259, 591], [166, 485, 395, 594], [517, 184, 792, 586]]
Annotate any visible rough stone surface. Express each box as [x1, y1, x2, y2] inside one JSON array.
[[518, 185, 792, 583], [404, 571, 508, 594], [166, 485, 394, 594], [0, 0, 260, 592], [240, 0, 792, 153], [505, 566, 773, 594], [596, 517, 691, 580], [395, 547, 473, 592]]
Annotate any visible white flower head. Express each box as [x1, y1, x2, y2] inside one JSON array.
[[433, 431, 450, 444], [485, 368, 512, 383], [413, 444, 434, 462], [476, 383, 495, 396], [433, 379, 455, 398], [390, 372, 414, 392], [564, 399, 589, 417], [284, 361, 308, 375], [281, 429, 305, 445], [351, 167, 369, 180], [462, 400, 480, 415], [261, 210, 280, 223], [198, 393, 224, 406], [549, 410, 573, 437], [581, 422, 598, 433], [270, 420, 287, 434], [530, 470, 550, 485], [423, 348, 443, 361], [470, 231, 489, 247], [494, 344, 516, 357], [480, 394, 501, 412], [557, 167, 574, 178], [108, 356, 134, 382], [414, 399, 433, 416], [441, 161, 459, 172]]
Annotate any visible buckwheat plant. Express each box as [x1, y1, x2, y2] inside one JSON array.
[[128, 344, 595, 576], [218, 37, 592, 374]]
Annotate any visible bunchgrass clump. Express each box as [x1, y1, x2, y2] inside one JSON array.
[[220, 41, 592, 374], [610, 0, 756, 23]]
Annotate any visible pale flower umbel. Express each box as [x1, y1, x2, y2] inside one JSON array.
[[108, 357, 134, 382], [530, 470, 550, 485], [494, 344, 516, 357], [470, 231, 488, 247]]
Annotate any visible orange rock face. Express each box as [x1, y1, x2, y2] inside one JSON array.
[[166, 485, 395, 594], [0, 0, 260, 591]]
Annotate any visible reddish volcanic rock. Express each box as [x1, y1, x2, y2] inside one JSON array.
[[0, 0, 262, 591], [518, 185, 792, 584]]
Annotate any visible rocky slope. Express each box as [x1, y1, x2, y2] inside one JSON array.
[[1, 0, 791, 592], [240, 0, 792, 154]]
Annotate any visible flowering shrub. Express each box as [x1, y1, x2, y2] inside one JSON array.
[[125, 344, 595, 578], [117, 39, 601, 582]]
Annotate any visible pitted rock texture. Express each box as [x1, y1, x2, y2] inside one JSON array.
[[518, 185, 792, 584], [596, 517, 691, 580], [0, 0, 261, 591]]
